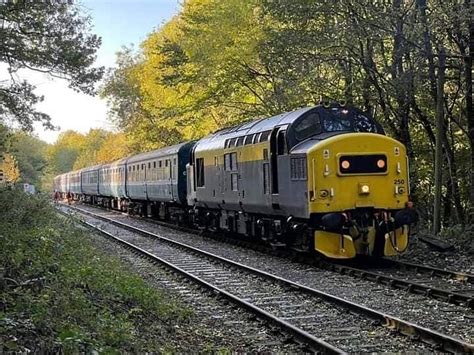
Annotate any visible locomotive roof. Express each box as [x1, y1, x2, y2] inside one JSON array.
[[194, 107, 314, 151], [212, 106, 313, 138]]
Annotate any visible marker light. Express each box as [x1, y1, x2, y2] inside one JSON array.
[[359, 183, 370, 195], [377, 159, 386, 169], [341, 160, 350, 169]]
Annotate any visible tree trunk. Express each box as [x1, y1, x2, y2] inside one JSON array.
[[467, 0, 474, 221]]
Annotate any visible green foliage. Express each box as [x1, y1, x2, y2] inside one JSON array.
[[0, 2, 103, 131], [9, 132, 48, 186], [101, 0, 473, 226], [0, 189, 192, 352], [46, 130, 85, 175]]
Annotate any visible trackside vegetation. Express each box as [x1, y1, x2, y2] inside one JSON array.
[[0, 189, 197, 352]]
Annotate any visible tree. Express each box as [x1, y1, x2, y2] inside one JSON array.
[[96, 132, 131, 163], [0, 2, 103, 132], [10, 132, 48, 186], [46, 130, 85, 174], [1, 153, 20, 184], [73, 129, 110, 169]]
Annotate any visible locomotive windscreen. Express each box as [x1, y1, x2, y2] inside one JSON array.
[[322, 108, 379, 133], [290, 106, 383, 145]]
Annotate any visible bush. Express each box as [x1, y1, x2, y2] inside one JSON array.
[[0, 189, 192, 352]]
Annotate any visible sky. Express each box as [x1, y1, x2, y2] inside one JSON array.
[[31, 0, 181, 144]]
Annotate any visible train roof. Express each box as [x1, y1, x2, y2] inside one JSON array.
[[80, 164, 102, 173], [99, 158, 127, 169], [126, 141, 194, 164]]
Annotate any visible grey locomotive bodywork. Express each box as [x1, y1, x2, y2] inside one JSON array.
[[189, 107, 317, 219]]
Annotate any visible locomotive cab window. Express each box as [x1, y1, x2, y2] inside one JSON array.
[[294, 113, 321, 141], [277, 130, 287, 155], [196, 158, 205, 187]]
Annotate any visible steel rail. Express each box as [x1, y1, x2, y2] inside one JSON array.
[[316, 261, 474, 309], [379, 258, 474, 283], [60, 204, 474, 354]]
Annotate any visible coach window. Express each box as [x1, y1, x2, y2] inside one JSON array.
[[236, 136, 244, 147], [148, 162, 151, 169], [196, 158, 205, 187], [228, 137, 237, 147]]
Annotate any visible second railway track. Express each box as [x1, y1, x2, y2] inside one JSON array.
[[59, 204, 473, 353]]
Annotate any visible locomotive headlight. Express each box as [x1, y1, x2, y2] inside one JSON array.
[[341, 160, 350, 169], [358, 183, 370, 195], [377, 159, 386, 169]]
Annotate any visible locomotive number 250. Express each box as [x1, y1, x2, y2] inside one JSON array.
[[394, 179, 405, 185]]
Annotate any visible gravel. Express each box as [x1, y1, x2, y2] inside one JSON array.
[[394, 231, 474, 274], [80, 224, 308, 353]]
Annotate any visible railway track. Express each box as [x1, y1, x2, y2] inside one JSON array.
[[59, 204, 473, 353], [316, 258, 474, 309], [73, 202, 474, 309]]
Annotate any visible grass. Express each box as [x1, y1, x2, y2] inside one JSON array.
[[0, 189, 195, 352]]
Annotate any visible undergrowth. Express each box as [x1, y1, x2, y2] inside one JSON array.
[[0, 189, 193, 352]]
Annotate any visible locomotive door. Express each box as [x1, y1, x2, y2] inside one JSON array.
[[269, 127, 285, 194]]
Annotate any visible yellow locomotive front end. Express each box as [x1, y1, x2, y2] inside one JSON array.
[[307, 133, 416, 258]]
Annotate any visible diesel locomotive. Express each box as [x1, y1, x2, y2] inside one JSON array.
[[54, 104, 417, 259]]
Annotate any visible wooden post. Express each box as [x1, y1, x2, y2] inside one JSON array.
[[433, 48, 446, 235]]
